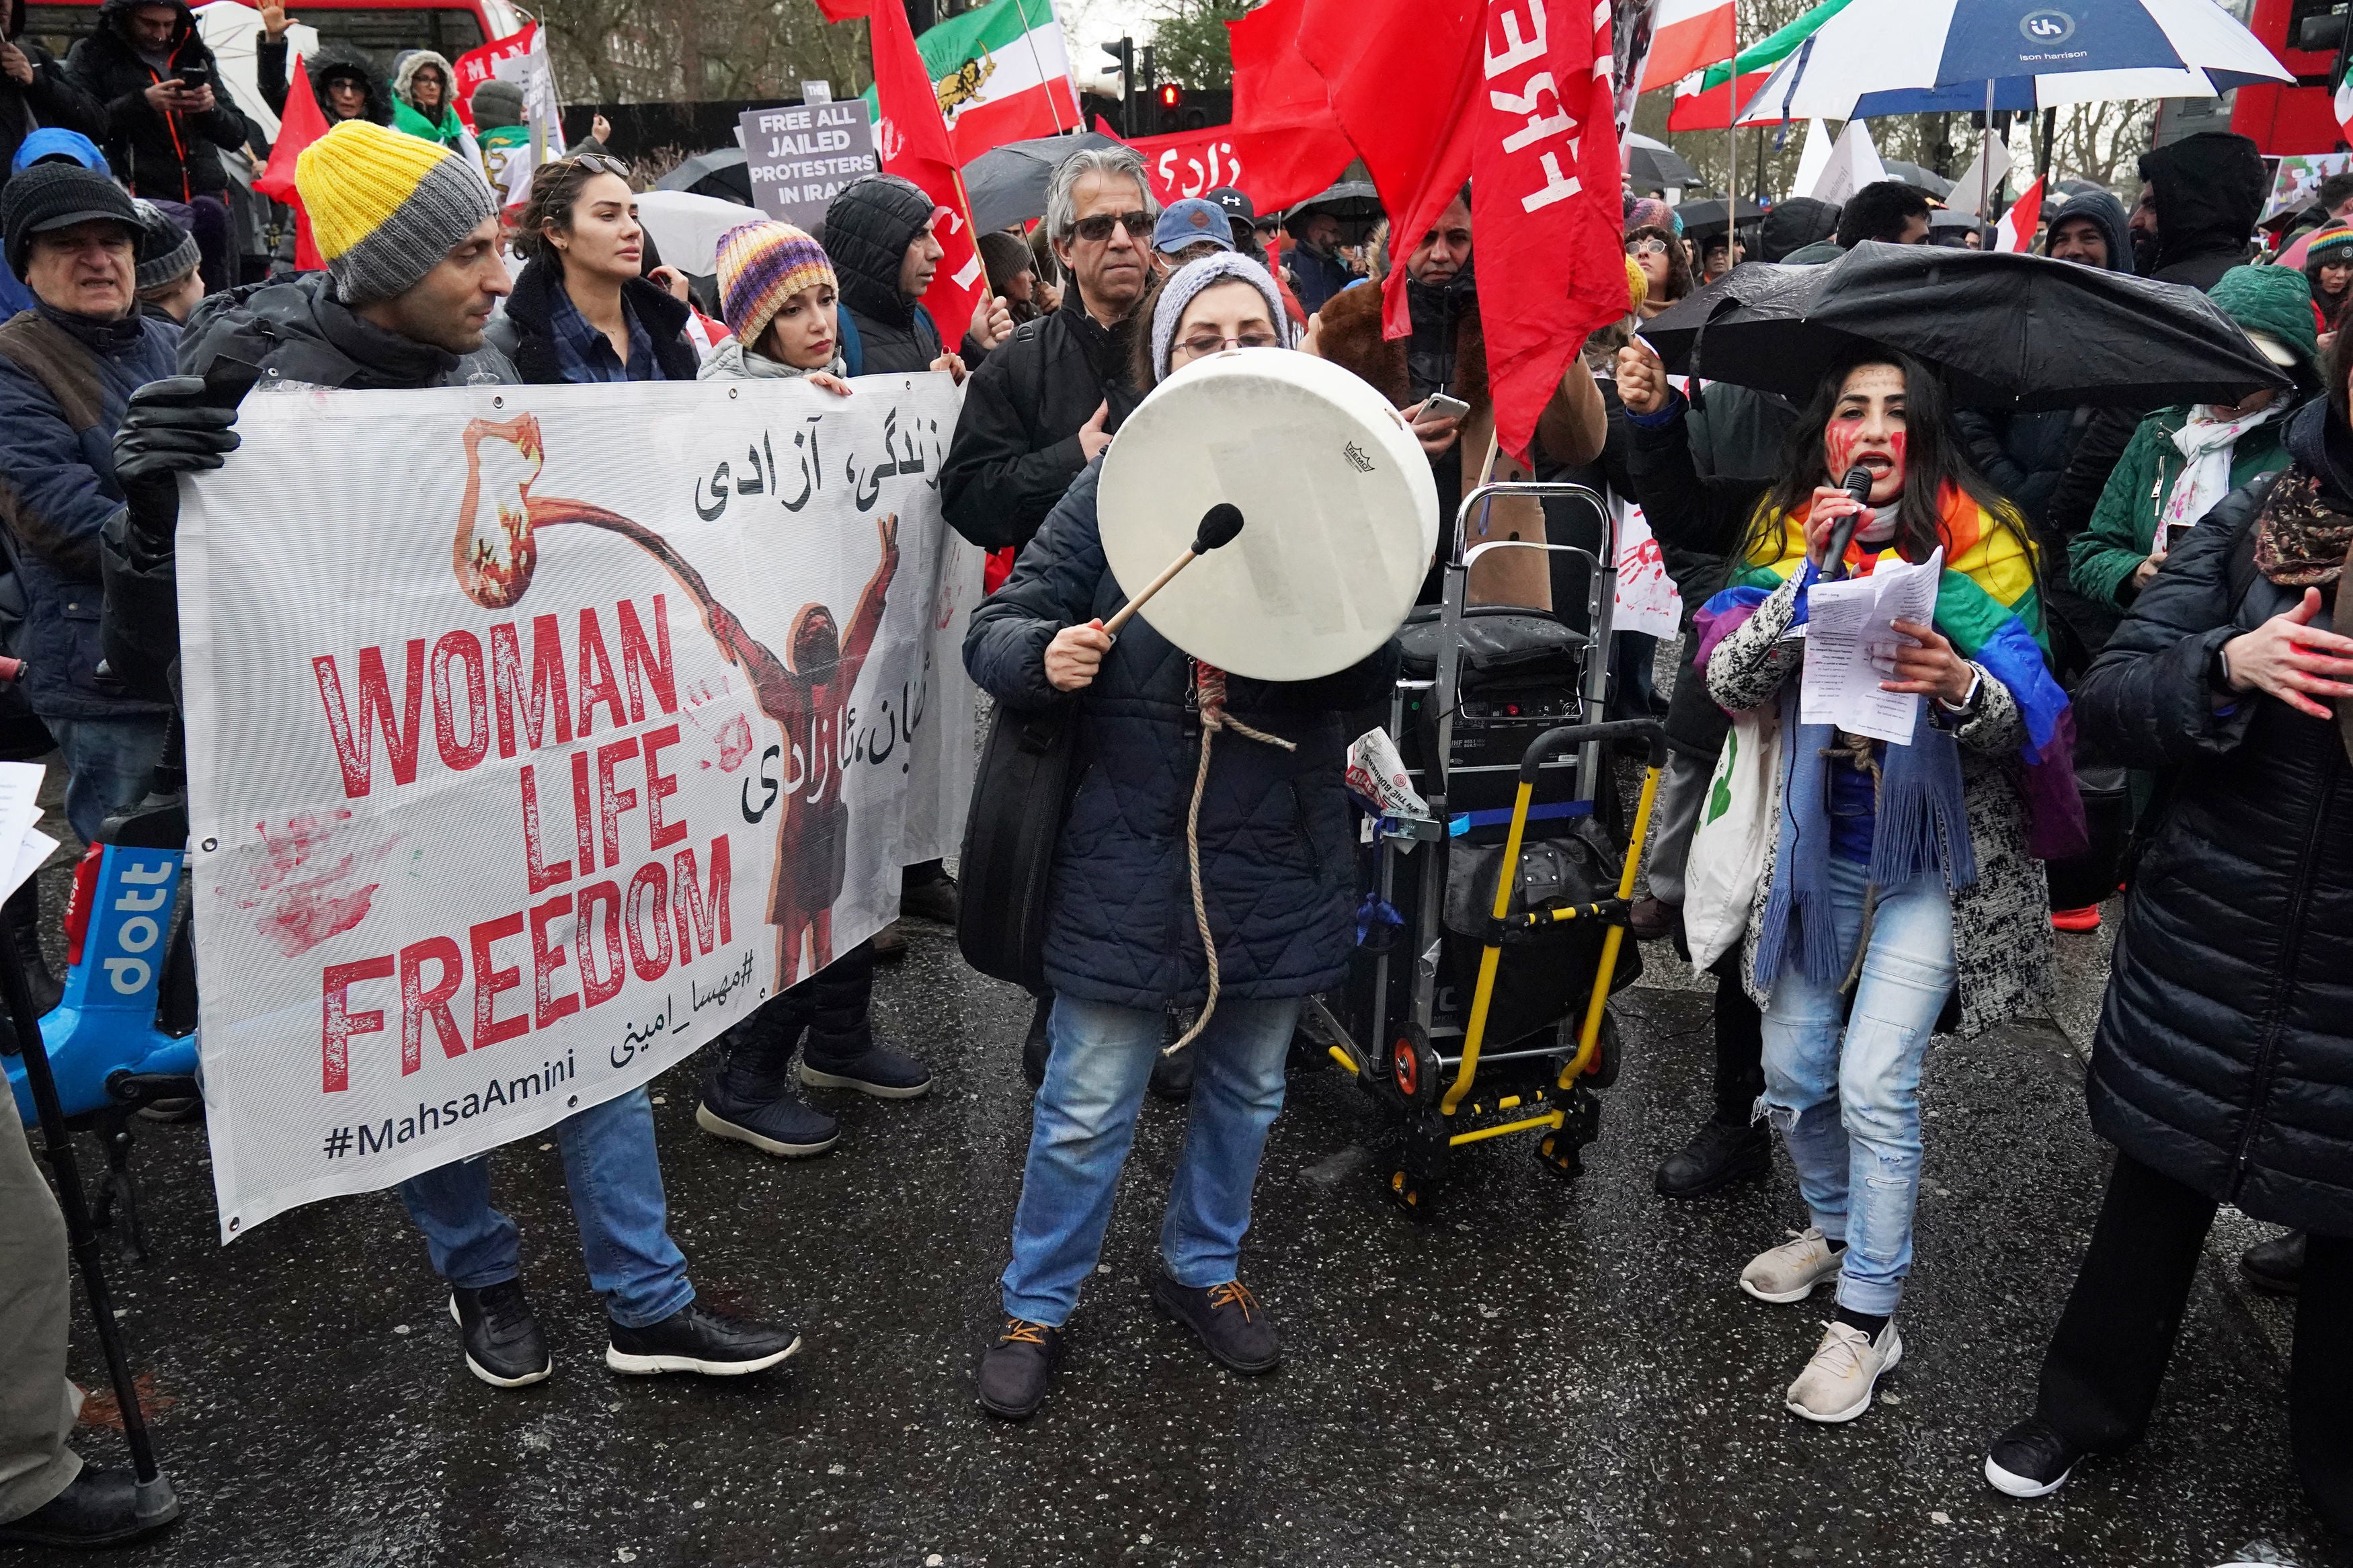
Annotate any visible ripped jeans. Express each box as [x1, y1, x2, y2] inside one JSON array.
[[1760, 858, 1954, 1318]]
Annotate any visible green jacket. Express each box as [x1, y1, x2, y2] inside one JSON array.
[[392, 97, 467, 150], [2068, 404, 2290, 613]]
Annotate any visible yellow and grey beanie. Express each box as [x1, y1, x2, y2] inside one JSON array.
[[296, 119, 500, 304]]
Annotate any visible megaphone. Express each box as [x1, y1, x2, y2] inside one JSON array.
[[1096, 348, 1438, 682]]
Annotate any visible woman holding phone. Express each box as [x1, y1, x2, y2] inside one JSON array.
[[2070, 266, 2316, 616]]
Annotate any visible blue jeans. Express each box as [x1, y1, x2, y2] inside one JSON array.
[[47, 714, 167, 845], [1001, 993, 1300, 1326], [396, 1087, 693, 1329], [1760, 859, 1954, 1318]]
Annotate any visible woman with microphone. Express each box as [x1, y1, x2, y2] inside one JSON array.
[[1694, 350, 2075, 1425]]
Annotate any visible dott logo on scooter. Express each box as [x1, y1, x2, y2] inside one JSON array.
[[93, 850, 175, 997]]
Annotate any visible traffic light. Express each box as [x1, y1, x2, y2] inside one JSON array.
[[1156, 81, 1184, 133], [1101, 38, 1134, 133]]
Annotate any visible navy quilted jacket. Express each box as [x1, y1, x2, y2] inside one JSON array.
[[963, 461, 1398, 1008]]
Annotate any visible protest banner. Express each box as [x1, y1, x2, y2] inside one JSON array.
[[176, 374, 978, 1241], [742, 99, 882, 233]]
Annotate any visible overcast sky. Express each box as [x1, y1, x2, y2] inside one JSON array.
[[1053, 0, 1157, 92]]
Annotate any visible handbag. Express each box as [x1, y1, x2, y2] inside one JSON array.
[[1681, 703, 1782, 971], [955, 700, 1080, 989]]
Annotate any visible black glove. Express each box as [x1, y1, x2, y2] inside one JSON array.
[[112, 375, 243, 549]]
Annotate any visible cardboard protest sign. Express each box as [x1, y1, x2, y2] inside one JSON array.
[[742, 100, 882, 234], [177, 375, 976, 1240]]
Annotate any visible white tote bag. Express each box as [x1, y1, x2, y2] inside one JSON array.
[[1681, 704, 1782, 971]]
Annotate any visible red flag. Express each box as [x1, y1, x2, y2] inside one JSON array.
[[1302, 0, 1624, 455], [817, 0, 986, 349], [1995, 175, 2044, 254], [1110, 120, 1351, 216], [1228, 0, 1328, 132], [450, 24, 536, 132], [1666, 69, 1767, 131], [253, 55, 327, 270]]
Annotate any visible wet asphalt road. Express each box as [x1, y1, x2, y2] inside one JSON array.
[[12, 880, 2346, 1568]]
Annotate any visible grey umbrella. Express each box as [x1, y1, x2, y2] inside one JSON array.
[[655, 147, 753, 206], [1626, 132, 1701, 192], [960, 131, 1127, 234], [1881, 159, 1955, 199]]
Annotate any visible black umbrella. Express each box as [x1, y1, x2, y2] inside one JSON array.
[[655, 147, 752, 206], [1881, 159, 1954, 199], [1640, 242, 2292, 412], [1626, 133, 1701, 192], [1284, 180, 1384, 243], [1673, 196, 1765, 237], [960, 131, 1126, 234]]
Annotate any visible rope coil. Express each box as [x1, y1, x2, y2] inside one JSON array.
[[1168, 660, 1296, 1055]]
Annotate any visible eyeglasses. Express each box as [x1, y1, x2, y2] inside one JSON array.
[[1625, 237, 1671, 257], [1176, 330, 1280, 358], [1070, 210, 1152, 243]]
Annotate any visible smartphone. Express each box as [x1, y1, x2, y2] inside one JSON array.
[[2163, 518, 2198, 555], [1421, 392, 1471, 422], [175, 61, 209, 87]]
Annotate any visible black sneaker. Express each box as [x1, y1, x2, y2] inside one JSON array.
[[977, 1318, 1063, 1419], [696, 1076, 840, 1157], [449, 1279, 553, 1388], [606, 1301, 800, 1376], [870, 919, 908, 962], [0, 1467, 178, 1547], [1150, 1272, 1281, 1374], [800, 1039, 934, 1099], [2240, 1230, 2306, 1296], [1984, 1415, 2083, 1499], [900, 872, 959, 925], [1022, 997, 1052, 1087], [1653, 1116, 1771, 1199]]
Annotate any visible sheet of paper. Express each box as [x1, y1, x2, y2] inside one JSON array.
[[1798, 548, 1943, 745], [0, 761, 45, 871], [0, 828, 58, 905]]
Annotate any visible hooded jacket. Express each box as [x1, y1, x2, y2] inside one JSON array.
[[98, 272, 515, 702], [2073, 421, 2353, 1237], [963, 459, 1398, 1008], [1955, 192, 2134, 533], [389, 50, 465, 148], [257, 38, 391, 127], [1, 0, 107, 196], [66, 0, 247, 200], [822, 174, 947, 375], [2069, 265, 2316, 616], [2135, 132, 2264, 290]]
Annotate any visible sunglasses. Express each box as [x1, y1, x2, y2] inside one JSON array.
[[553, 152, 630, 177], [1071, 210, 1152, 243]]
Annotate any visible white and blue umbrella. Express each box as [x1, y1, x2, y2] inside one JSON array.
[[1732, 0, 2292, 124]]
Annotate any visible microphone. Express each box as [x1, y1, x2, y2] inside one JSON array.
[[1822, 465, 1875, 581]]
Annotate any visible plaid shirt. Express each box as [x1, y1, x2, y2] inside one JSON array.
[[545, 284, 666, 383]]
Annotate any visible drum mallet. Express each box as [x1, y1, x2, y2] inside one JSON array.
[[1103, 503, 1246, 638]]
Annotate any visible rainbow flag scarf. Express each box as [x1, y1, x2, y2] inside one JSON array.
[[1693, 484, 2087, 862]]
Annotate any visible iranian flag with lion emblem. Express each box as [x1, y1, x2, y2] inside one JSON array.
[[862, 0, 1081, 161]]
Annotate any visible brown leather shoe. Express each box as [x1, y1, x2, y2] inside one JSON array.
[[870, 919, 907, 962]]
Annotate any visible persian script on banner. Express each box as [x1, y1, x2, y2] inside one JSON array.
[[177, 375, 978, 1240]]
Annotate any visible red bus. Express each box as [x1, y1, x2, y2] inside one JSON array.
[[2233, 0, 2349, 155]]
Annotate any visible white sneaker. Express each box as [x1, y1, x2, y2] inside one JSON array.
[[1739, 1227, 1844, 1303], [1784, 1319, 1902, 1423]]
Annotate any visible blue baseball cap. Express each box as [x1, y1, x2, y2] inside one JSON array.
[[1152, 198, 1234, 257], [11, 128, 110, 177]]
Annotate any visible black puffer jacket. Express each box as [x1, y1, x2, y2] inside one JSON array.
[[2135, 132, 2264, 290], [99, 273, 514, 701], [939, 294, 1139, 552], [962, 460, 1397, 1007], [67, 0, 247, 200], [485, 258, 699, 384], [255, 38, 392, 126], [1, 0, 107, 194], [2075, 440, 2353, 1237]]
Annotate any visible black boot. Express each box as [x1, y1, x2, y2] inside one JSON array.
[[2239, 1230, 2307, 1296], [696, 1003, 838, 1157], [0, 1467, 178, 1547], [1022, 994, 1053, 1088], [1654, 1116, 1771, 1198]]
